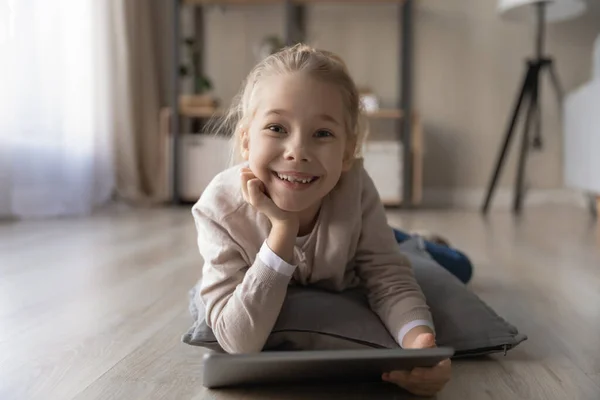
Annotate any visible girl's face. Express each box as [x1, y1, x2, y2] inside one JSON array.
[[242, 73, 354, 214]]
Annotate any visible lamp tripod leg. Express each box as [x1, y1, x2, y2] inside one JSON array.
[[482, 66, 535, 214], [514, 68, 539, 213]]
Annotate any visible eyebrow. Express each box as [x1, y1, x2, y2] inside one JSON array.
[[264, 109, 342, 127]]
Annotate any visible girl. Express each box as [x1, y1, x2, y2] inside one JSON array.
[[192, 44, 451, 397]]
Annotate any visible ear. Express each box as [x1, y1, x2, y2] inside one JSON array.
[[240, 129, 250, 161]]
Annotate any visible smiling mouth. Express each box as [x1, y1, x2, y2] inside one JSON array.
[[272, 171, 320, 185]]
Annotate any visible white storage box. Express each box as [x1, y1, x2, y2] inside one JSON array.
[[362, 140, 404, 206], [178, 134, 232, 202]]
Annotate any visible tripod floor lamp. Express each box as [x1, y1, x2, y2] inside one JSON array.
[[482, 0, 588, 214]]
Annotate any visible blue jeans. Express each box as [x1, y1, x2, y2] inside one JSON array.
[[393, 228, 473, 284]]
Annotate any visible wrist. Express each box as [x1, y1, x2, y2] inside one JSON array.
[[267, 221, 298, 265], [402, 325, 435, 349], [271, 218, 299, 234]]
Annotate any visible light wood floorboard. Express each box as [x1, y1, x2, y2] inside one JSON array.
[[1, 205, 599, 399]]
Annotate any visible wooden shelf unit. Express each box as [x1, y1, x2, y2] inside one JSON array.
[[169, 0, 419, 206]]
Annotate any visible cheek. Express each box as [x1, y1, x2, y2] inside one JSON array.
[[247, 135, 278, 178], [250, 139, 274, 163], [320, 142, 346, 166], [246, 133, 266, 161]]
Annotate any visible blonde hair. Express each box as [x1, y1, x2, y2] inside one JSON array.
[[208, 44, 369, 165]]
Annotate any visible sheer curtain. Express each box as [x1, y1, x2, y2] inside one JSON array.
[[0, 0, 115, 218], [0, 0, 169, 219]]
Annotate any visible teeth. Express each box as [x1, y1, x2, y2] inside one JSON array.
[[276, 173, 314, 184]]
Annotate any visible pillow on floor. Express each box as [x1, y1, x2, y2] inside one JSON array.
[[182, 237, 527, 357], [397, 237, 527, 356]]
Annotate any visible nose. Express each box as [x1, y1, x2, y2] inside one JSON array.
[[283, 134, 311, 162]]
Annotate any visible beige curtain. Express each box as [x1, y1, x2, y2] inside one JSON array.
[[107, 0, 172, 204]]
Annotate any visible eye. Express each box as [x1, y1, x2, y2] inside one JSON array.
[[267, 124, 286, 134], [315, 130, 334, 138]]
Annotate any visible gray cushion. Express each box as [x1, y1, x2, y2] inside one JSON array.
[[182, 237, 527, 357], [397, 237, 527, 356]]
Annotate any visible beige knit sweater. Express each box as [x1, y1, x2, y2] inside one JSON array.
[[192, 159, 433, 354]]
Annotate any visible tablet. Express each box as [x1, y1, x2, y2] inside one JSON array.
[[202, 347, 454, 388]]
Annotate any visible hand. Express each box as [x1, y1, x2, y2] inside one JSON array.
[[382, 333, 452, 397], [240, 167, 298, 227]]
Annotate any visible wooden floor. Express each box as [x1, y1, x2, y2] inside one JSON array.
[[1, 205, 599, 400]]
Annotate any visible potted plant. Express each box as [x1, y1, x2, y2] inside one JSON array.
[[179, 37, 217, 109]]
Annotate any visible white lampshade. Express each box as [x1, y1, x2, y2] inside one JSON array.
[[498, 0, 588, 23]]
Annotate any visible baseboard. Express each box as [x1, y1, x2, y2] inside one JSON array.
[[421, 188, 588, 209]]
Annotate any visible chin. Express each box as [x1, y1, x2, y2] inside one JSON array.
[[272, 197, 309, 213]]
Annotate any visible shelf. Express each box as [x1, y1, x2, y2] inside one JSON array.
[[180, 105, 226, 118], [184, 0, 405, 5], [179, 105, 405, 119], [171, 0, 418, 206]]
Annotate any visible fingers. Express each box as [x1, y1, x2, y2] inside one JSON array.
[[247, 178, 266, 205], [240, 167, 269, 209], [383, 371, 409, 383], [238, 166, 292, 224], [438, 358, 452, 369], [383, 358, 452, 397], [240, 168, 259, 203], [240, 168, 253, 202]]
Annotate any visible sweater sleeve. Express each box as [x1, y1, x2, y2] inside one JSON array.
[[193, 206, 293, 354], [353, 167, 434, 346]]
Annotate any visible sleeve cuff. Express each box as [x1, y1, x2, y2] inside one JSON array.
[[397, 320, 436, 348], [258, 240, 297, 277]]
